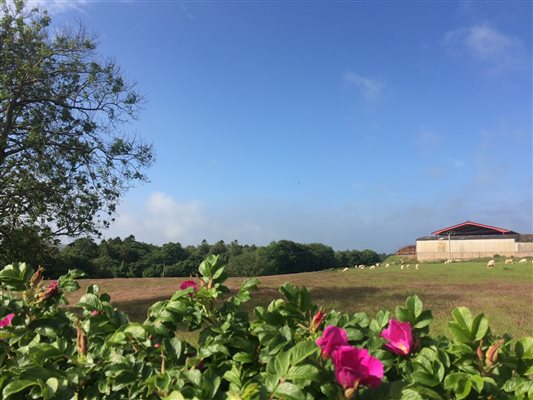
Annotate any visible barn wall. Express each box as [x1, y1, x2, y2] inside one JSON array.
[[517, 242, 533, 257], [416, 238, 526, 261]]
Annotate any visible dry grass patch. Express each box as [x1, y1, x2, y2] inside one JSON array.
[[66, 261, 533, 337]]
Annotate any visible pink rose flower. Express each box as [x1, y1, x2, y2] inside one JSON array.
[[0, 313, 15, 328], [332, 345, 384, 389], [179, 280, 199, 297], [316, 325, 348, 358], [380, 319, 413, 356]]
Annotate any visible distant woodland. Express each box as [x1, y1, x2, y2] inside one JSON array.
[[30, 237, 386, 278]]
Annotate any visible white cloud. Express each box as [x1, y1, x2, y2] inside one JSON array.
[[343, 71, 385, 100], [443, 23, 529, 73], [106, 192, 267, 246]]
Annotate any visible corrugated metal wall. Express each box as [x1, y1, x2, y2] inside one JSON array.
[[416, 238, 533, 261]]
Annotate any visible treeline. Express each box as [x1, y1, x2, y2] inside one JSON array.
[[46, 236, 386, 278]]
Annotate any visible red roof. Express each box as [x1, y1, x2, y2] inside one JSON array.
[[432, 221, 515, 236]]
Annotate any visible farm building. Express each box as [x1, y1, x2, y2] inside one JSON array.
[[416, 221, 533, 261]]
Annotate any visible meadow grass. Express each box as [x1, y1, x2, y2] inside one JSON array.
[[67, 261, 533, 338]]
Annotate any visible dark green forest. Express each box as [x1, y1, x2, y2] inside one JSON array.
[[31, 237, 385, 278]]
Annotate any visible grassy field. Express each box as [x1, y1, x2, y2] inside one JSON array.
[[66, 261, 533, 338]]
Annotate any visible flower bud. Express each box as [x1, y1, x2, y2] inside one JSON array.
[[344, 387, 356, 399], [30, 266, 45, 287], [476, 339, 484, 362], [76, 324, 88, 356], [486, 339, 504, 367], [310, 309, 325, 332], [39, 280, 60, 302]]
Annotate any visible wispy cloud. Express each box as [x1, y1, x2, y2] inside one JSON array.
[[1, 0, 89, 15], [104, 190, 531, 252], [343, 71, 385, 100], [417, 128, 439, 148], [443, 23, 529, 74]]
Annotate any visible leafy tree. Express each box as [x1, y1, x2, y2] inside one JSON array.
[[0, 0, 154, 263], [360, 249, 380, 265], [303, 243, 336, 271]]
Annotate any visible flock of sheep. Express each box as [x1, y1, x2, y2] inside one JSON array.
[[341, 262, 419, 272], [486, 258, 530, 269], [340, 258, 531, 272]]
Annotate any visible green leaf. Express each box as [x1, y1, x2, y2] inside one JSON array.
[[3, 379, 38, 398], [124, 324, 146, 340], [285, 365, 319, 380], [274, 350, 291, 378], [199, 255, 220, 277], [77, 293, 101, 310], [223, 366, 242, 387], [401, 388, 424, 400], [289, 339, 318, 365], [162, 391, 185, 400], [184, 369, 202, 386], [414, 310, 433, 329], [274, 382, 305, 400], [469, 374, 484, 393], [45, 378, 59, 396], [154, 373, 171, 391], [233, 352, 253, 363], [407, 295, 423, 319], [471, 314, 489, 341], [448, 307, 474, 343], [444, 373, 472, 400], [0, 263, 32, 290]]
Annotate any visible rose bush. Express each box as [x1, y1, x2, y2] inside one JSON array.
[[0, 256, 532, 399]]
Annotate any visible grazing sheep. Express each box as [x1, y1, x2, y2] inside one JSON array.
[[358, 265, 365, 269], [369, 265, 375, 270], [504, 259, 513, 265], [487, 259, 495, 269], [415, 264, 419, 270], [400, 264, 404, 270], [406, 264, 411, 270], [385, 263, 390, 268], [342, 267, 349, 272], [444, 259, 452, 264], [519, 258, 527, 264]]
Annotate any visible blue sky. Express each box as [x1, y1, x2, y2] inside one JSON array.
[[39, 0, 532, 252]]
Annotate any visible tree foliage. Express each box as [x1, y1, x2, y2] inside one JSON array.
[[48, 237, 382, 279], [0, 0, 154, 262]]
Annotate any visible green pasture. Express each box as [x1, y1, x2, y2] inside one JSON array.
[[70, 260, 533, 338]]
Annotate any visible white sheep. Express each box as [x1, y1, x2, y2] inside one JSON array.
[[504, 259, 513, 265], [385, 263, 390, 268], [518, 258, 527, 264], [369, 265, 375, 270], [406, 264, 411, 270], [415, 264, 419, 270], [342, 267, 349, 272], [444, 259, 452, 264], [487, 259, 495, 269], [400, 264, 404, 270]]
